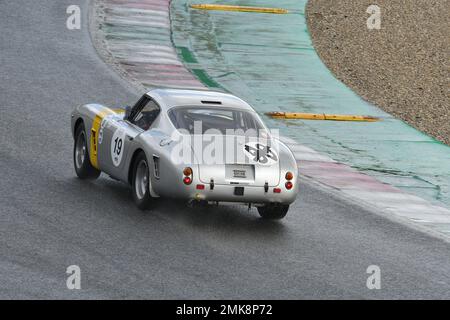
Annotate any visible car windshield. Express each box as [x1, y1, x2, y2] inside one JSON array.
[[168, 107, 266, 136]]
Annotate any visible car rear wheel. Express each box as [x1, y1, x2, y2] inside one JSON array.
[[257, 204, 289, 220], [74, 123, 101, 180], [131, 152, 153, 210]]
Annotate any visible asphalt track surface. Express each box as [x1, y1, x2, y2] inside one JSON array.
[[1, 0, 450, 299]]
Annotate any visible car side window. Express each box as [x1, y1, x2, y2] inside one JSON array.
[[131, 100, 160, 131]]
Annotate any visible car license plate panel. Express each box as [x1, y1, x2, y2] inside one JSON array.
[[225, 164, 255, 181]]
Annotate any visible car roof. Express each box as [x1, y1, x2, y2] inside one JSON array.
[[146, 88, 254, 111]]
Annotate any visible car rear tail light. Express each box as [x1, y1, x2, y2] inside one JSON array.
[[273, 188, 282, 193], [196, 184, 205, 190], [183, 167, 193, 185], [285, 172, 294, 180], [285, 181, 293, 190]]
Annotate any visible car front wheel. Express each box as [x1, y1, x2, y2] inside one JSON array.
[[74, 123, 101, 180], [257, 204, 289, 220]]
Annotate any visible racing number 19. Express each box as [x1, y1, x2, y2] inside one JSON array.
[[114, 137, 122, 155]]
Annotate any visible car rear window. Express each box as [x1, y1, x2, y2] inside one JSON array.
[[168, 107, 265, 135]]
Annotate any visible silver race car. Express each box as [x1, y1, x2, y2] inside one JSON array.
[[71, 89, 298, 219]]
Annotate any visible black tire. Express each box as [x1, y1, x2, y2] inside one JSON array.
[[131, 151, 153, 210], [73, 122, 101, 180], [257, 204, 289, 220]]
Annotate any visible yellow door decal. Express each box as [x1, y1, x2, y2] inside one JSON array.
[[90, 109, 116, 169]]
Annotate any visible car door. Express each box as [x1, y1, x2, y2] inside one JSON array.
[[96, 114, 139, 179], [96, 96, 148, 177], [100, 96, 161, 179]]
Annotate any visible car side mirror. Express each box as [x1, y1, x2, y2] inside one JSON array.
[[124, 105, 132, 120]]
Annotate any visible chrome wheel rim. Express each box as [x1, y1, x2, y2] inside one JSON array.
[[135, 159, 149, 200], [75, 131, 86, 169]]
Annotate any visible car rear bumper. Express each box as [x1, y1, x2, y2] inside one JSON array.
[[180, 182, 298, 205]]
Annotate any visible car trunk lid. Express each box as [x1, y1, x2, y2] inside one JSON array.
[[192, 135, 280, 187]]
